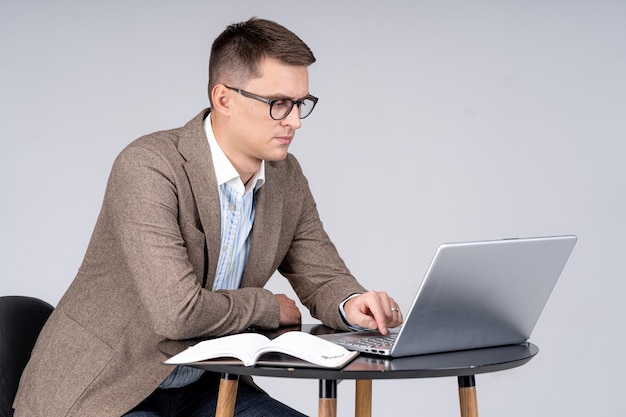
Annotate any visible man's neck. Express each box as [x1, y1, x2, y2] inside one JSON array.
[[210, 113, 261, 183]]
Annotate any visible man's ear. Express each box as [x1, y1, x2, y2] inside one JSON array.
[[211, 84, 231, 115]]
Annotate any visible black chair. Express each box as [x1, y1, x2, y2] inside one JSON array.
[[0, 296, 53, 417]]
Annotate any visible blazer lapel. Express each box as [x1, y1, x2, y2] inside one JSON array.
[[179, 110, 221, 288], [241, 162, 283, 287]]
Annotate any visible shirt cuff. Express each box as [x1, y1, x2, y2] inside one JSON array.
[[339, 293, 370, 331]]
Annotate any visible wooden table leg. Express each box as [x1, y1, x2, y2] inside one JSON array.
[[216, 373, 239, 417], [458, 375, 479, 417], [355, 379, 372, 417], [318, 379, 337, 417]]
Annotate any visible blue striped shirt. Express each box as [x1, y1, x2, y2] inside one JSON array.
[[212, 183, 256, 291], [160, 114, 264, 389]]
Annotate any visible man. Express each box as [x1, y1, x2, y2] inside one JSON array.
[[14, 18, 403, 416]]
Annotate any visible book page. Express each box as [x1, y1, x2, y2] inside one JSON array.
[[253, 331, 358, 368], [164, 333, 270, 366]]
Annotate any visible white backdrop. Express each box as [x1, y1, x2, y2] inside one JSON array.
[[2, 1, 625, 416]]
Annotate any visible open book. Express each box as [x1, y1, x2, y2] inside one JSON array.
[[164, 331, 359, 369]]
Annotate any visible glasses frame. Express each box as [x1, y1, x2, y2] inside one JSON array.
[[225, 86, 318, 120]]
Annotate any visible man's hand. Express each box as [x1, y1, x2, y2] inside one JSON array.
[[276, 294, 301, 326], [343, 291, 403, 335]]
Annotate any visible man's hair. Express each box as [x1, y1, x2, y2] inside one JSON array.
[[208, 17, 316, 105]]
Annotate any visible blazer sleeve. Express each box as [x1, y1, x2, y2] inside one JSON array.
[[274, 156, 367, 330]]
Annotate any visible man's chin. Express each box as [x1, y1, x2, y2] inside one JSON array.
[[265, 151, 290, 162]]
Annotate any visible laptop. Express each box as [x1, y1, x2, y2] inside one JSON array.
[[321, 235, 577, 357]]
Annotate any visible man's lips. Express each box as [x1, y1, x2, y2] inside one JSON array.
[[274, 135, 293, 145]]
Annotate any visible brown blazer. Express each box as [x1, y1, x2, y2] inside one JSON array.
[[14, 109, 365, 417]]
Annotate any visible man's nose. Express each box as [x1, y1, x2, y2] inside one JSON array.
[[281, 106, 302, 129]]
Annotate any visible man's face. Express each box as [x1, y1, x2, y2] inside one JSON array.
[[225, 57, 310, 167]]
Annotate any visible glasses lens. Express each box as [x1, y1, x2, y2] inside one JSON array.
[[299, 98, 317, 119], [270, 99, 293, 120]]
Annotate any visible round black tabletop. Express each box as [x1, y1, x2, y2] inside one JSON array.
[[158, 324, 538, 381]]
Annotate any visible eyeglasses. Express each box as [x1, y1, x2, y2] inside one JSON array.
[[225, 86, 318, 120]]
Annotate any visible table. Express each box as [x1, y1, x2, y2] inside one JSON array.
[[159, 325, 538, 417]]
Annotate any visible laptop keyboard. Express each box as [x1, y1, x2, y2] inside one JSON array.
[[338, 333, 398, 349]]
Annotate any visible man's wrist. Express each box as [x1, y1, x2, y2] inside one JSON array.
[[339, 293, 369, 331]]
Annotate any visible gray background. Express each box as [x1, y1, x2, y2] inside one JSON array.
[[2, 1, 624, 415]]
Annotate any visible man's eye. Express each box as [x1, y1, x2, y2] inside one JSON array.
[[272, 99, 290, 109]]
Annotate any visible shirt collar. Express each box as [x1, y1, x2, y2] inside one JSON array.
[[203, 114, 265, 195]]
